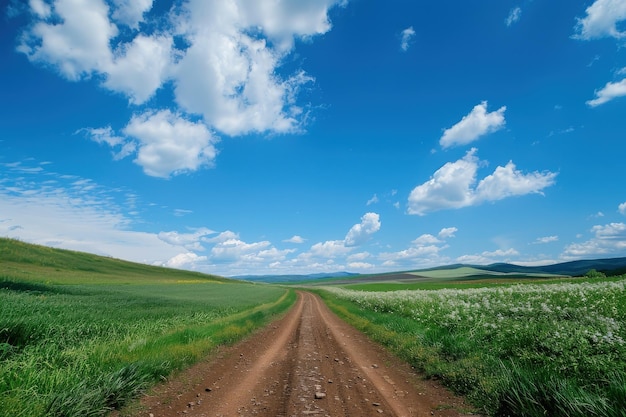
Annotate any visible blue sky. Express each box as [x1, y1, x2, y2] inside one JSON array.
[[1, 0, 626, 277]]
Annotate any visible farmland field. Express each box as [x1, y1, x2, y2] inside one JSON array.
[[0, 239, 294, 417], [320, 276, 626, 416]]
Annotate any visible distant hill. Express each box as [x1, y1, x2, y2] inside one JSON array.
[[240, 257, 626, 284], [481, 257, 626, 276], [0, 237, 228, 285], [233, 271, 359, 283]]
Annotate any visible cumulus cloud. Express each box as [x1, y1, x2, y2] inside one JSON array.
[[456, 248, 520, 265], [378, 226, 457, 269], [121, 110, 218, 178], [347, 252, 371, 262], [534, 235, 559, 244], [414, 234, 442, 246], [157, 227, 215, 251], [18, 0, 116, 80], [302, 212, 381, 262], [210, 238, 272, 262], [400, 26, 415, 51], [440, 101, 506, 149], [563, 222, 626, 257], [17, 0, 345, 176], [284, 235, 305, 244], [506, 7, 522, 27], [308, 240, 353, 259], [379, 244, 442, 268], [573, 0, 626, 40], [344, 212, 381, 246], [104, 34, 174, 105], [620, 202, 626, 215], [586, 78, 626, 107], [164, 252, 207, 269], [438, 227, 458, 239], [110, 0, 153, 29], [408, 149, 557, 215]]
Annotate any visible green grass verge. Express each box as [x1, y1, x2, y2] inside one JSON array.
[[315, 277, 626, 417]]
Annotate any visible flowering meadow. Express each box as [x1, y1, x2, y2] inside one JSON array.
[[323, 278, 626, 416]]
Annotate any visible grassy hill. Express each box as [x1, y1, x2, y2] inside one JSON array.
[[0, 238, 294, 417], [0, 237, 227, 284]]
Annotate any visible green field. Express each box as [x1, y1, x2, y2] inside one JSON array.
[[318, 276, 626, 416], [0, 238, 294, 417]]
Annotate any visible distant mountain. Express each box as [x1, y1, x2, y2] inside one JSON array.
[[232, 271, 359, 283], [231, 257, 626, 284], [481, 257, 626, 276]]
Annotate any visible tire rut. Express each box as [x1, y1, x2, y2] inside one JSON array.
[[127, 291, 479, 417]]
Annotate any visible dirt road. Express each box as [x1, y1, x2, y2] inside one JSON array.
[[132, 292, 477, 417]]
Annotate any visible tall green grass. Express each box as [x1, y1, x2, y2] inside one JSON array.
[[318, 277, 626, 416], [0, 280, 294, 417], [0, 238, 295, 417]]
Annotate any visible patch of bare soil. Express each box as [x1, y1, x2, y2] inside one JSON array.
[[122, 292, 480, 417]]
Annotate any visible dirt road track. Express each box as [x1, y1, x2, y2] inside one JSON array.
[[130, 291, 478, 417]]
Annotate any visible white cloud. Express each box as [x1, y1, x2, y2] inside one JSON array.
[[206, 230, 239, 243], [475, 160, 557, 201], [0, 163, 185, 264], [308, 240, 353, 258], [17, 0, 345, 177], [284, 235, 305, 244], [110, 0, 153, 29], [438, 227, 458, 239], [619, 202, 626, 215], [158, 228, 215, 251], [122, 110, 218, 178], [210, 238, 272, 262], [366, 194, 379, 205], [164, 252, 207, 269], [574, 0, 626, 40], [104, 34, 173, 105], [408, 149, 557, 215], [506, 7, 522, 27], [593, 222, 626, 238], [347, 252, 371, 262], [82, 126, 125, 147], [29, 0, 52, 18], [378, 226, 457, 269], [379, 245, 442, 268], [440, 101, 506, 148], [171, 0, 341, 136], [534, 235, 559, 244], [344, 212, 381, 246], [174, 209, 193, 217], [563, 222, 626, 257], [408, 150, 479, 215], [586, 78, 626, 107], [412, 234, 441, 246], [18, 0, 117, 81], [456, 248, 519, 265], [400, 26, 415, 51], [300, 212, 381, 262], [79, 110, 219, 178], [347, 262, 375, 270]]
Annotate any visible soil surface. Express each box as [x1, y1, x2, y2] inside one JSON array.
[[126, 291, 479, 417]]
